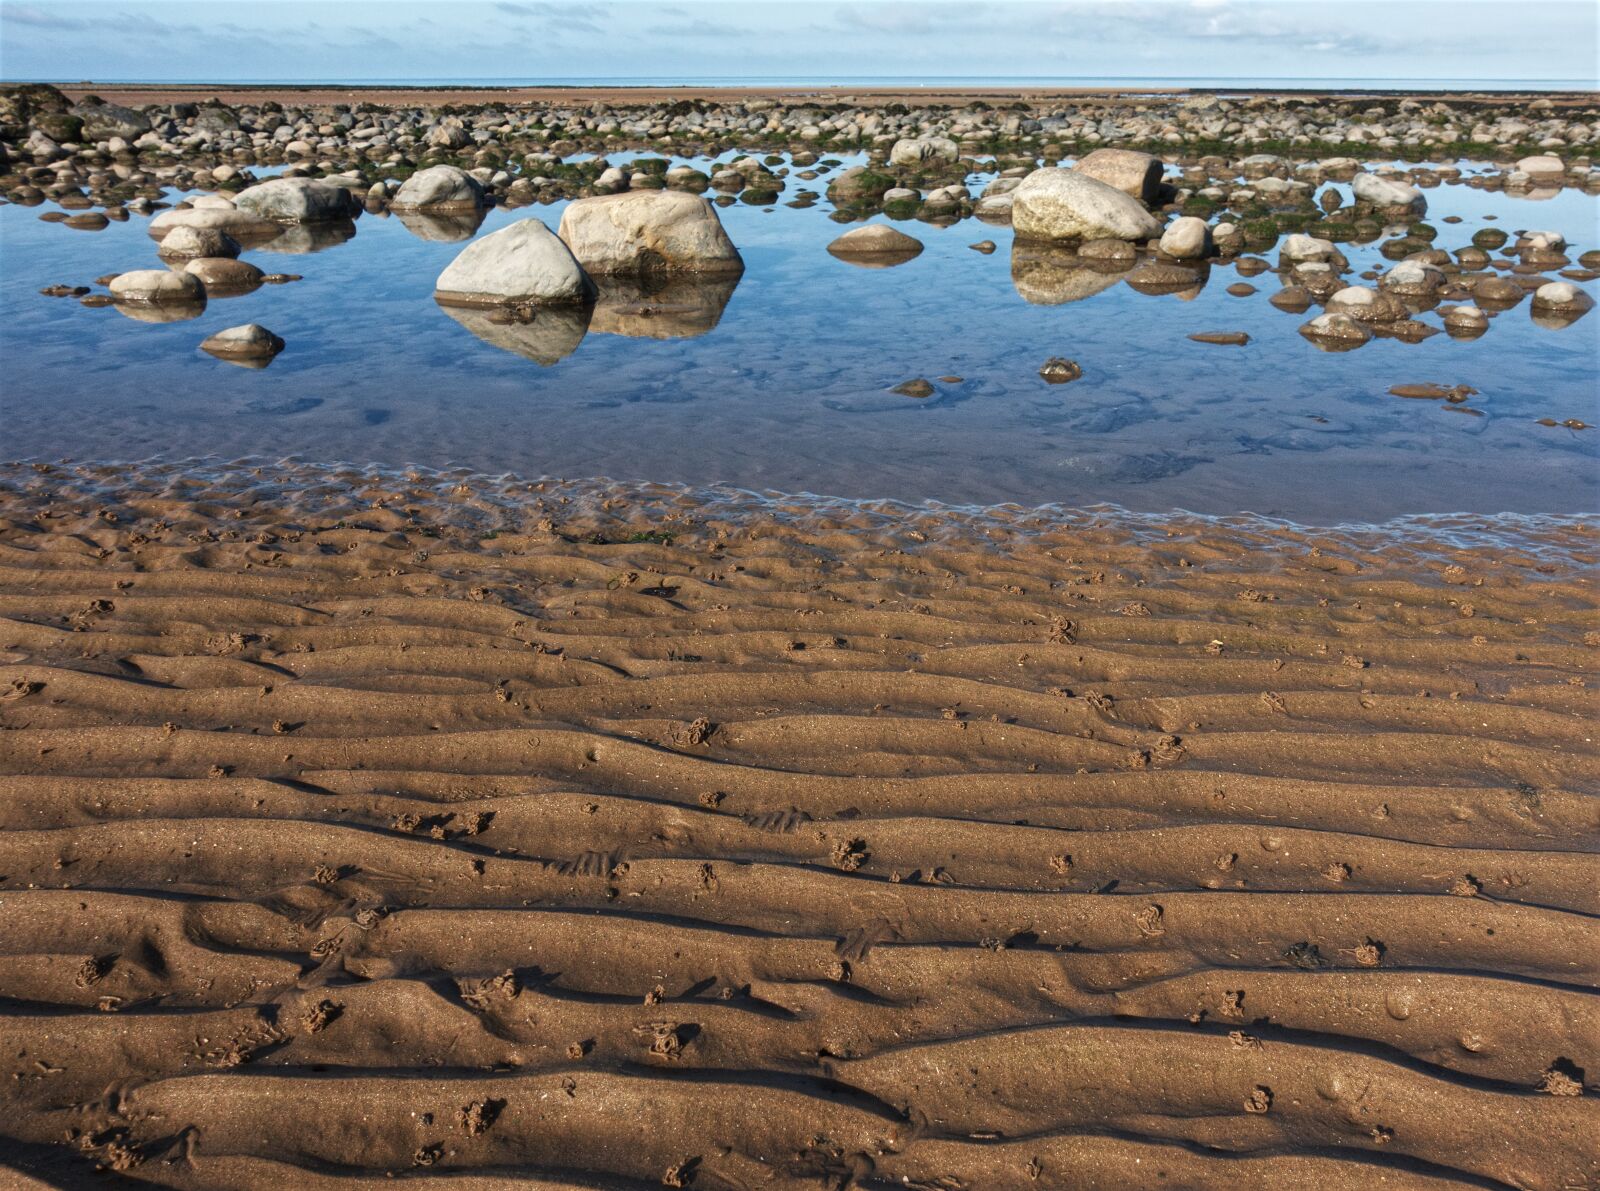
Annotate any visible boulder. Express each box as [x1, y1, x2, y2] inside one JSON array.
[[1351, 172, 1426, 214], [200, 324, 284, 363], [157, 225, 241, 260], [1381, 259, 1446, 296], [108, 269, 206, 304], [1072, 148, 1163, 203], [1298, 311, 1371, 349], [1532, 281, 1594, 313], [233, 177, 359, 223], [73, 100, 150, 141], [826, 224, 924, 266], [183, 257, 265, 293], [827, 166, 896, 204], [889, 137, 959, 168], [1278, 233, 1343, 267], [434, 218, 595, 307], [390, 164, 485, 212], [1159, 216, 1211, 260], [557, 190, 743, 276], [1011, 168, 1161, 243], [1516, 155, 1565, 177]]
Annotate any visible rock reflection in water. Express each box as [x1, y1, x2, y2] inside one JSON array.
[[394, 207, 489, 242], [591, 273, 739, 340], [257, 219, 359, 255], [1010, 242, 1127, 305], [112, 300, 206, 324], [436, 301, 592, 366]]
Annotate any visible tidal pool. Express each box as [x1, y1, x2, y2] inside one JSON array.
[[3, 152, 1596, 523]]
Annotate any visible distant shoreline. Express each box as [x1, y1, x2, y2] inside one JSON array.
[[28, 80, 1600, 109]]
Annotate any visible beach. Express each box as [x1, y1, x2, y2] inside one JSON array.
[[1, 460, 1596, 1187]]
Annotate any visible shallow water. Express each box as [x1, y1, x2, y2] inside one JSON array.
[[3, 153, 1597, 523]]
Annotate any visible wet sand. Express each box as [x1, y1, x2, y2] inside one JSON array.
[[0, 460, 1596, 1188]]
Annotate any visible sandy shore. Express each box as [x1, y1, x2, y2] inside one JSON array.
[[54, 82, 1600, 109], [1, 461, 1596, 1188]]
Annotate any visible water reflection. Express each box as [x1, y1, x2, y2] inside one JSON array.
[[395, 207, 489, 242], [437, 302, 593, 366], [591, 273, 739, 339], [1010, 243, 1126, 305], [258, 219, 359, 255], [113, 300, 206, 323]]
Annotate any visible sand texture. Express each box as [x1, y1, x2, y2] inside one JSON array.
[[0, 461, 1596, 1189]]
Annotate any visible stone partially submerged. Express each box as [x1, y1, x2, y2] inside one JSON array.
[[1351, 172, 1427, 214], [391, 164, 485, 212], [148, 205, 279, 244], [1072, 148, 1164, 203], [826, 224, 924, 267], [233, 177, 360, 223], [108, 269, 206, 305], [557, 190, 743, 276], [434, 218, 595, 307], [200, 324, 285, 366], [1011, 168, 1161, 244]]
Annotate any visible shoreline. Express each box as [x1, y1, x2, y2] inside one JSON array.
[[5, 458, 1597, 563], [36, 81, 1600, 108]]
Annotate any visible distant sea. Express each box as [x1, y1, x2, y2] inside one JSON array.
[[36, 75, 1600, 92]]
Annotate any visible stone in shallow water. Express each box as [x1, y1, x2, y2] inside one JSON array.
[[233, 177, 359, 223], [157, 224, 240, 260], [108, 269, 204, 304], [434, 218, 595, 308], [1298, 311, 1372, 350], [390, 164, 485, 212], [557, 190, 744, 277], [1072, 148, 1164, 203], [1188, 331, 1249, 346], [1012, 168, 1161, 244], [200, 323, 285, 366], [183, 257, 264, 294], [893, 378, 935, 398], [1039, 357, 1084, 383], [1159, 216, 1212, 260], [826, 224, 924, 266]]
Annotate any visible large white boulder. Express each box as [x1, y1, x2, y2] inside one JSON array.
[[434, 218, 595, 307], [1072, 148, 1164, 203], [889, 137, 959, 168], [233, 177, 358, 223], [1159, 216, 1211, 260], [391, 164, 485, 211], [557, 190, 743, 276], [1352, 172, 1427, 213], [1011, 168, 1161, 243]]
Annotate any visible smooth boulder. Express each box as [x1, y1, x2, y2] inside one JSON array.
[[200, 324, 284, 363], [434, 218, 595, 307], [1072, 148, 1163, 203], [157, 225, 241, 260], [557, 190, 743, 276], [233, 177, 358, 223], [1351, 173, 1426, 214], [1159, 216, 1211, 260], [391, 164, 485, 212], [889, 137, 959, 168], [148, 205, 278, 243], [108, 270, 205, 304], [826, 224, 924, 266], [1011, 168, 1161, 244]]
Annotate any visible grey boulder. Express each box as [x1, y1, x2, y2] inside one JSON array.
[[233, 177, 359, 223], [434, 218, 595, 307], [391, 164, 485, 212], [1012, 168, 1161, 243], [557, 190, 743, 276]]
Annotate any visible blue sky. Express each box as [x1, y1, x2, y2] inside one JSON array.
[[1, 0, 1596, 84]]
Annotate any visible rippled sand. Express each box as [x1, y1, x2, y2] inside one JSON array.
[[1, 460, 1596, 1188]]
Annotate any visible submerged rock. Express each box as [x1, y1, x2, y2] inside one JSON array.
[[893, 378, 936, 398], [557, 190, 743, 276], [1039, 357, 1084, 383], [1188, 331, 1250, 346], [434, 218, 595, 307], [1012, 168, 1160, 243], [183, 257, 265, 295]]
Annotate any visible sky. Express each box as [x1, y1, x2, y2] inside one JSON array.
[[1, 0, 1596, 85]]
